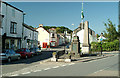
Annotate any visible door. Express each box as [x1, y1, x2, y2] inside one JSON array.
[[43, 42, 47, 48]]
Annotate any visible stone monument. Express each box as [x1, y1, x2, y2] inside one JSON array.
[[71, 36, 80, 57], [82, 21, 90, 54]]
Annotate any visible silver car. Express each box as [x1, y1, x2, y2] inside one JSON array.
[[0, 49, 21, 62]]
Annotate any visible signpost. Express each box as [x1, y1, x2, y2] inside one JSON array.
[[100, 38, 103, 55]]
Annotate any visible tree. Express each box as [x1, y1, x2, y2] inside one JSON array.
[[43, 26, 72, 34], [103, 19, 118, 42], [96, 34, 100, 39], [118, 25, 120, 37], [29, 26, 34, 28]]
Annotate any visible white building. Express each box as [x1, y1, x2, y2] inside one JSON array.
[[73, 22, 97, 45], [23, 24, 38, 49], [36, 24, 50, 48], [1, 2, 24, 50], [57, 34, 64, 46]]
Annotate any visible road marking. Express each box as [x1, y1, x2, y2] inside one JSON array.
[[11, 74, 19, 76], [61, 65, 67, 67], [68, 63, 75, 65], [52, 66, 59, 68], [44, 68, 51, 70], [83, 56, 113, 63], [33, 70, 42, 72], [22, 72, 31, 75]]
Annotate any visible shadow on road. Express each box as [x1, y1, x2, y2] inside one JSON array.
[[1, 50, 56, 65]]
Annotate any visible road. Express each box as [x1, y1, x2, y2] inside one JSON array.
[[1, 52, 118, 77], [1, 45, 119, 77], [18, 54, 119, 76], [1, 45, 66, 76], [1, 50, 54, 75]]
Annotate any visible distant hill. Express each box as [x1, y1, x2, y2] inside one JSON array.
[[43, 26, 73, 34]]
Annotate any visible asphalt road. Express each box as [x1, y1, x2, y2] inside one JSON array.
[[1, 50, 54, 74], [1, 45, 67, 76], [19, 54, 119, 76]]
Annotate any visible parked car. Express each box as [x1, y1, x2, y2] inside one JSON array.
[[30, 48, 42, 55], [0, 49, 21, 62], [16, 48, 33, 59]]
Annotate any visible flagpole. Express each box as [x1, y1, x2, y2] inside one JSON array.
[[81, 1, 84, 29]]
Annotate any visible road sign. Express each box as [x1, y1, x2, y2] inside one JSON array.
[[100, 38, 103, 41]]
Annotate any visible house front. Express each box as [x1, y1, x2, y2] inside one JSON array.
[[73, 22, 97, 45], [49, 28, 58, 47], [36, 24, 50, 48], [0, 14, 4, 52], [23, 24, 38, 49], [1, 2, 24, 50]]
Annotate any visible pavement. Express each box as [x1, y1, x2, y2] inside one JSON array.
[[1, 51, 119, 77]]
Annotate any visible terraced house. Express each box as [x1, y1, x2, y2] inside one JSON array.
[[23, 24, 38, 49], [1, 1, 38, 51], [1, 1, 24, 50]]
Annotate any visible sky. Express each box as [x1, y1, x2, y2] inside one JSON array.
[[9, 2, 119, 34]]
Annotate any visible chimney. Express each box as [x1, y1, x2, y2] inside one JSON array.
[[39, 24, 43, 27]]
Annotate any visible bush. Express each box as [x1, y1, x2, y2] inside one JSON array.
[[91, 39, 119, 52]]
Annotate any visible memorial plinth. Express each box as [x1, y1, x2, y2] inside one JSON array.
[[71, 36, 80, 57]]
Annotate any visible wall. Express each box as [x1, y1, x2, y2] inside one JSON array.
[[1, 3, 23, 37], [37, 27, 49, 47]]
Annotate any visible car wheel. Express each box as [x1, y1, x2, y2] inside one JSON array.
[[18, 56, 21, 60], [8, 57, 11, 62], [25, 55, 28, 59]]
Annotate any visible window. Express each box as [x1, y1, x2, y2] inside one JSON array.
[[10, 22, 17, 34], [52, 33, 55, 37]]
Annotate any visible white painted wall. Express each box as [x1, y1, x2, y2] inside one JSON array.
[[36, 27, 49, 47], [59, 35, 64, 45], [76, 29, 84, 44], [1, 3, 23, 37]]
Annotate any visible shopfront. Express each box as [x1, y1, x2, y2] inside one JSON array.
[[2, 35, 21, 50]]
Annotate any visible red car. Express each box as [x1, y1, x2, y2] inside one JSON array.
[[16, 48, 34, 59]]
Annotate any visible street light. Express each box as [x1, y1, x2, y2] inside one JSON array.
[[64, 29, 66, 53], [100, 37, 103, 55], [72, 24, 77, 36]]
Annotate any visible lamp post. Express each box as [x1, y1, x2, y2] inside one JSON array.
[[22, 13, 26, 48], [72, 24, 77, 36], [64, 30, 66, 53], [100, 38, 103, 55]]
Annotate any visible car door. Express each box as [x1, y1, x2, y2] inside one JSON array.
[[12, 50, 18, 60], [27, 49, 31, 57], [9, 50, 15, 60], [5, 50, 10, 59]]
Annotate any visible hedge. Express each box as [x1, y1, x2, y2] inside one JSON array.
[[91, 39, 119, 52]]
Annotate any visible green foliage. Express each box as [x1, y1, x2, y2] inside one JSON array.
[[52, 52, 56, 55], [91, 39, 119, 52], [43, 26, 72, 34], [103, 19, 118, 42], [96, 34, 100, 38], [118, 25, 120, 37], [29, 26, 34, 28]]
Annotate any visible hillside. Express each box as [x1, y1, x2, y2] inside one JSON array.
[[43, 26, 73, 34]]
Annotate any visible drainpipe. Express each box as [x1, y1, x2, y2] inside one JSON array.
[[22, 13, 26, 48]]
